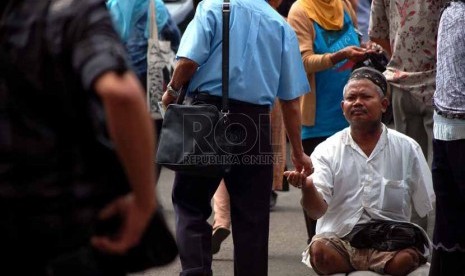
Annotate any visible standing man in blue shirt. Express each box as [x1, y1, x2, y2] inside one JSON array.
[[162, 0, 312, 275]]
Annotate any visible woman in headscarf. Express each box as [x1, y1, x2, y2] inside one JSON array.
[[287, 0, 376, 244], [107, 0, 181, 184]]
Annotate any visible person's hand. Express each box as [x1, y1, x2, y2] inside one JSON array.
[[290, 151, 313, 177], [342, 46, 372, 63], [283, 170, 308, 189], [366, 41, 384, 55], [161, 91, 177, 107], [91, 194, 155, 255]]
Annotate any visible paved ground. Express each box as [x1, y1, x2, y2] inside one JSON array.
[[133, 168, 315, 276]]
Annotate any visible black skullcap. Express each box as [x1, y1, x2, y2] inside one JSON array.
[[349, 67, 388, 96]]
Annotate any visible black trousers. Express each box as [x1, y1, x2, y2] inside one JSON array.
[[429, 138, 465, 276], [429, 249, 465, 276], [172, 94, 273, 276]]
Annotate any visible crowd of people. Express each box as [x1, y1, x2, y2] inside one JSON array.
[[1, 0, 464, 275]]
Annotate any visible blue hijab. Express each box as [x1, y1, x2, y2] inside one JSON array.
[[107, 0, 169, 42]]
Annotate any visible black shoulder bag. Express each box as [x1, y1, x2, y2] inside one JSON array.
[[156, 0, 231, 176]]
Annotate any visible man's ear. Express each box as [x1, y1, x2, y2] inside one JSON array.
[[341, 100, 345, 114], [381, 97, 389, 113]]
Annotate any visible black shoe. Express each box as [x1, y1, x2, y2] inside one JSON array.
[[211, 227, 230, 255]]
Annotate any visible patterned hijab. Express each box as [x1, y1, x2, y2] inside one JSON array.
[[298, 0, 344, 30]]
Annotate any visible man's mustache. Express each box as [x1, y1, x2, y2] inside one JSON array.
[[351, 107, 367, 114]]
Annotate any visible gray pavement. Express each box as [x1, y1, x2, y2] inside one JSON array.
[[133, 168, 315, 276]]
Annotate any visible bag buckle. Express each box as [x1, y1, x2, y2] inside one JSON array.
[[222, 3, 230, 12], [220, 109, 230, 124]]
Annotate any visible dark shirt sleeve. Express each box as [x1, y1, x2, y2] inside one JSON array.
[[69, 0, 130, 91]]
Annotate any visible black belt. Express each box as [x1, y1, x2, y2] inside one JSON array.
[[191, 92, 270, 113], [436, 109, 465, 120]]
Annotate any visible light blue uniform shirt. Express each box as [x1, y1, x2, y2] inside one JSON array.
[[177, 0, 310, 106]]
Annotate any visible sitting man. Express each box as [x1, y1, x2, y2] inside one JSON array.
[[285, 67, 435, 276]]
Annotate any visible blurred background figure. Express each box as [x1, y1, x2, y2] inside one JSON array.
[[287, 0, 372, 244], [369, 0, 444, 167], [354, 0, 371, 44], [0, 0, 157, 274], [107, 0, 181, 183], [107, 0, 181, 83]]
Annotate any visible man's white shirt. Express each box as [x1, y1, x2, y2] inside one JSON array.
[[311, 124, 435, 238]]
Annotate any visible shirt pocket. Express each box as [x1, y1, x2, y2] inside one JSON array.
[[380, 178, 406, 214]]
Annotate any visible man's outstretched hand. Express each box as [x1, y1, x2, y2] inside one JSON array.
[[284, 170, 309, 189]]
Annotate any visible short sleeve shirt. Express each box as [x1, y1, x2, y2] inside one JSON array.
[[369, 0, 445, 105], [177, 0, 310, 106], [0, 0, 129, 201]]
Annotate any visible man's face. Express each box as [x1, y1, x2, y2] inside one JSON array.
[[341, 79, 389, 125]]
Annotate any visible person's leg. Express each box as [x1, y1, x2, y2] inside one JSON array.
[[391, 88, 428, 231], [430, 139, 465, 276], [225, 163, 273, 276], [309, 236, 354, 275], [346, 246, 425, 276], [383, 248, 423, 276], [172, 172, 223, 276], [421, 105, 434, 166], [421, 105, 435, 238], [212, 180, 231, 254], [429, 248, 465, 276], [212, 180, 231, 230], [392, 87, 433, 165], [301, 137, 328, 244], [223, 105, 273, 276]]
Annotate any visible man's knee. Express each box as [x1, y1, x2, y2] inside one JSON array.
[[385, 248, 421, 276], [310, 240, 352, 275]]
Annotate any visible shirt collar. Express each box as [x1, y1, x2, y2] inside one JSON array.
[[343, 124, 388, 159]]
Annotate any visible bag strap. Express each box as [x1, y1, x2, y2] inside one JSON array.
[[221, 0, 230, 113], [176, 0, 230, 108], [149, 0, 159, 44]]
